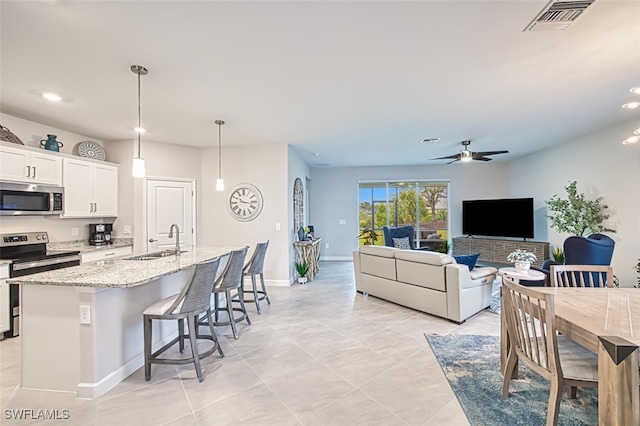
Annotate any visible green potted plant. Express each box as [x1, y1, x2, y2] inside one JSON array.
[[357, 228, 378, 245], [635, 258, 640, 288], [551, 246, 564, 264], [506, 249, 537, 273], [546, 180, 615, 237], [294, 260, 310, 284]]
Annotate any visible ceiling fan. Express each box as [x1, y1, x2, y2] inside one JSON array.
[[430, 140, 509, 164]]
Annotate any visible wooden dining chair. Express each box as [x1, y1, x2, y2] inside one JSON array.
[[501, 276, 598, 426], [550, 264, 614, 288]]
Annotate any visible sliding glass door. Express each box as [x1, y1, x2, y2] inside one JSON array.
[[358, 180, 449, 252]]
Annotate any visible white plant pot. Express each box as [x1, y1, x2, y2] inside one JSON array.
[[298, 276, 308, 285], [515, 261, 531, 273]]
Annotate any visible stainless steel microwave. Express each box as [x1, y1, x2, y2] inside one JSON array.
[[0, 182, 63, 215]]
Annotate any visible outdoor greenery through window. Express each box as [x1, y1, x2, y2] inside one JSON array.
[[358, 181, 449, 252]]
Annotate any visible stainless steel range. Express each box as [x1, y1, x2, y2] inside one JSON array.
[[0, 232, 81, 338]]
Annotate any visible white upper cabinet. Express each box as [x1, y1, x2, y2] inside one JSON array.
[[62, 158, 118, 217], [0, 144, 62, 185]]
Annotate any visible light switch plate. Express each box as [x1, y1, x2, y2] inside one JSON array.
[[71, 227, 79, 236], [79, 306, 91, 325], [123, 226, 131, 235], [339, 219, 346, 225]]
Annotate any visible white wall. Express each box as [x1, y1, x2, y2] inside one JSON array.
[[199, 144, 290, 284], [506, 120, 640, 286], [309, 163, 508, 259], [0, 113, 110, 242]]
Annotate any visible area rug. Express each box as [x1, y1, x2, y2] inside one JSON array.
[[425, 334, 598, 426]]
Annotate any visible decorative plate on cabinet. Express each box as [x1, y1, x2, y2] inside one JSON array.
[[77, 141, 106, 161]]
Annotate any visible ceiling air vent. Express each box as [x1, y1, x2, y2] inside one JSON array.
[[524, 0, 595, 31]]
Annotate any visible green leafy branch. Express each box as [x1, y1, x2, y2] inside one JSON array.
[[545, 181, 615, 237]]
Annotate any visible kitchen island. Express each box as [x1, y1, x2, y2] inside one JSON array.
[[7, 246, 242, 399]]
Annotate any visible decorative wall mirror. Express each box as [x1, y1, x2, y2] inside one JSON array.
[[293, 178, 304, 233]]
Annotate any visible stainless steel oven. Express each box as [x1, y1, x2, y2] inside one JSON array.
[[0, 182, 63, 215], [0, 232, 80, 338]]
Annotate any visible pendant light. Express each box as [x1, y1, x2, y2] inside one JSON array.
[[215, 120, 225, 191], [131, 65, 148, 178]]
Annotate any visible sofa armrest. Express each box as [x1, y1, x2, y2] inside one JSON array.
[[445, 264, 496, 322]]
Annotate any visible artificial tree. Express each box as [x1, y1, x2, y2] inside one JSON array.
[[546, 180, 615, 237]]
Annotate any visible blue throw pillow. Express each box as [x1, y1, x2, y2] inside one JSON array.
[[453, 253, 480, 271]]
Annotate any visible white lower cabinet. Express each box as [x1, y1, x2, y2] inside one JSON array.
[[81, 246, 132, 264], [63, 158, 118, 217], [0, 264, 9, 334]]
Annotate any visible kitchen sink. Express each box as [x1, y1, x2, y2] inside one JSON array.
[[124, 249, 188, 261]]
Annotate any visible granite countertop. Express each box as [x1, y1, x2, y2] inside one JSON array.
[[7, 246, 244, 288], [48, 238, 134, 253]]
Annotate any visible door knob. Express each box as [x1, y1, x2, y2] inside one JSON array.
[[148, 238, 157, 242]]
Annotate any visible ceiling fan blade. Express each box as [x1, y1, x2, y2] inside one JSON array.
[[474, 150, 509, 157], [447, 158, 460, 164], [430, 154, 461, 160], [472, 156, 492, 162]]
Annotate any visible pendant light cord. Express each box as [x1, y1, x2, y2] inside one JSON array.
[[218, 122, 222, 179], [137, 71, 141, 158]]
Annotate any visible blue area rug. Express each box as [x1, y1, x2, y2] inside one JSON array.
[[425, 334, 598, 426]]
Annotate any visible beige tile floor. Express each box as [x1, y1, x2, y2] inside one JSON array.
[[0, 261, 500, 425]]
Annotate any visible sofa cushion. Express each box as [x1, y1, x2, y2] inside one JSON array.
[[470, 266, 498, 280], [392, 237, 411, 250], [394, 250, 455, 266], [359, 245, 398, 258], [453, 253, 480, 271]]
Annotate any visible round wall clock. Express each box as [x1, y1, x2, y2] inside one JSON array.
[[227, 183, 264, 221]]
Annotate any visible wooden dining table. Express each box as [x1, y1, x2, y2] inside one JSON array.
[[500, 287, 640, 425]]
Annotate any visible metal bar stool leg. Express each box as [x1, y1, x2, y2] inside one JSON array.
[[144, 315, 152, 381], [206, 308, 224, 357], [238, 288, 251, 325], [178, 318, 185, 353], [260, 272, 270, 304], [226, 289, 239, 339], [251, 274, 261, 314], [186, 313, 203, 382]]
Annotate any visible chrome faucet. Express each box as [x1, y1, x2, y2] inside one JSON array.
[[168, 224, 181, 255]]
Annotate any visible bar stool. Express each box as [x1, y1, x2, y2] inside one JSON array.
[[236, 240, 270, 314], [143, 257, 223, 382], [204, 247, 251, 340]]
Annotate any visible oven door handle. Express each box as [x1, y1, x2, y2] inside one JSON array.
[[12, 255, 81, 271]]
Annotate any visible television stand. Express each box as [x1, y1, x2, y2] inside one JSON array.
[[452, 237, 549, 268]]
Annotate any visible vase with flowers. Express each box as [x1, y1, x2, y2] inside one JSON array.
[[507, 249, 537, 273]]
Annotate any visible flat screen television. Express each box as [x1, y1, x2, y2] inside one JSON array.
[[462, 198, 534, 239]]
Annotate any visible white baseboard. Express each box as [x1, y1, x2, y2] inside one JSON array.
[[264, 279, 291, 287], [76, 333, 177, 399], [320, 256, 353, 261]]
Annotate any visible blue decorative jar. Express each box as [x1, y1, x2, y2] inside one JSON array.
[[40, 134, 63, 152]]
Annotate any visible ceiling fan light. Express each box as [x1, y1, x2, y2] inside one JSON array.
[[622, 135, 639, 145]]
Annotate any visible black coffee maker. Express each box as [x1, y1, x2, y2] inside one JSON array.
[[89, 223, 113, 246]]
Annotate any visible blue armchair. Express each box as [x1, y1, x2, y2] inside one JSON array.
[[527, 234, 615, 287], [382, 225, 430, 250]]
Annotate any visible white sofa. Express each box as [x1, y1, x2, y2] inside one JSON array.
[[353, 245, 497, 323]]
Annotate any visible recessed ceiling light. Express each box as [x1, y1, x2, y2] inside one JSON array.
[[634, 128, 640, 136], [313, 153, 320, 157], [622, 102, 640, 109], [630, 87, 640, 95], [622, 135, 639, 145], [420, 138, 440, 144], [134, 126, 146, 133], [42, 92, 61, 102]]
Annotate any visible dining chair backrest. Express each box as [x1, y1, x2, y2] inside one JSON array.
[[214, 246, 249, 291], [502, 275, 561, 381], [244, 240, 269, 275], [550, 264, 614, 288], [161, 257, 221, 315]]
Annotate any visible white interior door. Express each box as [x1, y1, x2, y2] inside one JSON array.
[[147, 179, 195, 252]]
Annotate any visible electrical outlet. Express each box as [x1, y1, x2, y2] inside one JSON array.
[[79, 306, 91, 325], [123, 226, 131, 235], [339, 219, 346, 225], [275, 223, 281, 231], [71, 227, 79, 236], [325, 243, 329, 249]]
